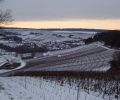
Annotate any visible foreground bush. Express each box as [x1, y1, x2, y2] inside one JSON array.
[[110, 51, 120, 70]]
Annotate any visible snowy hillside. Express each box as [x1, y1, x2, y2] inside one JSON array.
[[0, 29, 97, 51], [0, 76, 119, 100], [24, 43, 115, 72], [0, 29, 119, 100]]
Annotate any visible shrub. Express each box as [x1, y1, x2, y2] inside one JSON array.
[[110, 51, 120, 70]]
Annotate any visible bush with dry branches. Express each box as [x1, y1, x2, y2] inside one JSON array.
[[0, 0, 13, 26], [110, 51, 120, 70]]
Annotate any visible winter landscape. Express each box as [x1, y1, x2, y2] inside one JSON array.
[[1, 0, 120, 100], [0, 28, 120, 100]]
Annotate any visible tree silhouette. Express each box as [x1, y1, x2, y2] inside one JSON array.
[[84, 30, 120, 48], [0, 0, 3, 2], [0, 0, 13, 26]]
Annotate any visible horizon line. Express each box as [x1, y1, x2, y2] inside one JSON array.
[[3, 19, 120, 30]]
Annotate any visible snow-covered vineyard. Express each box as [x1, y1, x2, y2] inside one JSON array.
[[0, 28, 119, 100], [25, 43, 115, 72], [0, 76, 119, 100], [0, 29, 110, 73], [0, 29, 97, 72]]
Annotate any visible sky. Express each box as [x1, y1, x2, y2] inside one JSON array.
[[1, 0, 120, 29]]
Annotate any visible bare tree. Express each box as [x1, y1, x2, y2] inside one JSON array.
[[0, 0, 13, 26], [0, 10, 13, 25], [0, 0, 3, 3]]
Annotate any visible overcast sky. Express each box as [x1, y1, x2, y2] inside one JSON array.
[[1, 0, 120, 21]]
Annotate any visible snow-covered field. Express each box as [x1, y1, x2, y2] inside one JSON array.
[[0, 29, 119, 100], [0, 76, 119, 100], [0, 29, 97, 51], [27, 43, 115, 72], [0, 29, 98, 73]]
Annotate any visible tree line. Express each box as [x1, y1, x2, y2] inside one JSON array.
[[0, 43, 48, 53], [84, 30, 120, 48]]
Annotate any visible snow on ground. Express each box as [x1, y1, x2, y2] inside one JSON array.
[[33, 43, 115, 72], [44, 42, 102, 56], [0, 29, 97, 51], [0, 55, 26, 74], [0, 76, 117, 100], [0, 56, 7, 67]]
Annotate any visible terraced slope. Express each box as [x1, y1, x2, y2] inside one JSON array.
[[0, 43, 115, 77], [24, 43, 115, 72]]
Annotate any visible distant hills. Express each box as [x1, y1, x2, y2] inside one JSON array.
[[0, 27, 109, 32]]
